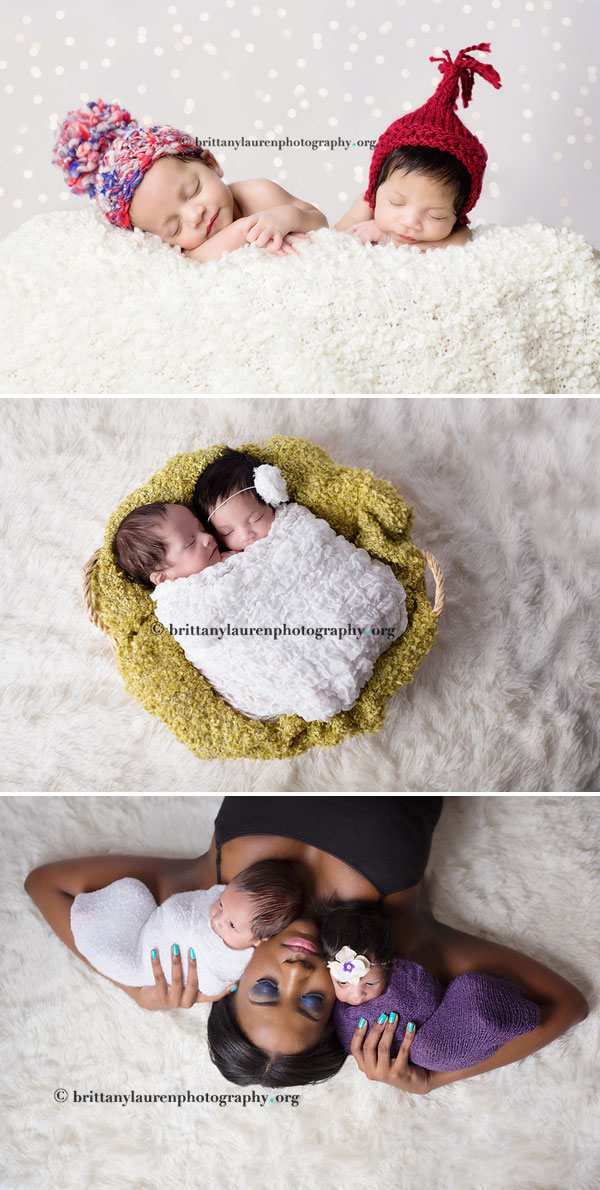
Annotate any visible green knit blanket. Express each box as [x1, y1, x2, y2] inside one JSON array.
[[92, 436, 438, 760]]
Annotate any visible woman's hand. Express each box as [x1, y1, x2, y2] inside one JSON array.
[[136, 946, 237, 1011], [350, 1016, 431, 1094]]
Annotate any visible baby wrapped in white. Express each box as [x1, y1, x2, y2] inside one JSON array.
[[70, 878, 253, 991], [151, 501, 408, 721]]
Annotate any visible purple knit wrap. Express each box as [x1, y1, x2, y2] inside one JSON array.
[[333, 958, 541, 1072]]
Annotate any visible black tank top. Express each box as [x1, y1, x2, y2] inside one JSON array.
[[214, 796, 443, 897]]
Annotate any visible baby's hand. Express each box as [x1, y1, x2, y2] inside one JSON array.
[[238, 209, 305, 253], [347, 221, 391, 246], [270, 233, 310, 257]]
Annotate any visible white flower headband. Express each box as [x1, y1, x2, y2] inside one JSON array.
[[207, 463, 289, 523], [327, 946, 372, 986]]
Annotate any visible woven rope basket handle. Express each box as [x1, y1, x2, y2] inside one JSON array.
[[82, 549, 119, 653], [82, 544, 445, 648], [421, 549, 445, 620]]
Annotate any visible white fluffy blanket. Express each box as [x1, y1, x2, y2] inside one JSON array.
[[1, 210, 598, 393], [70, 879, 252, 994], [151, 501, 407, 721]]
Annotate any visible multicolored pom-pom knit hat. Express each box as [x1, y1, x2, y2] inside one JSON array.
[[364, 43, 502, 224], [52, 98, 204, 230]]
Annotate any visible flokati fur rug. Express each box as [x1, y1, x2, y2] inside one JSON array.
[[5, 794, 600, 1190], [1, 210, 599, 393]]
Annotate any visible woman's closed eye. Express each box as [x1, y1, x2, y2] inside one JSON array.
[[249, 979, 326, 1020]]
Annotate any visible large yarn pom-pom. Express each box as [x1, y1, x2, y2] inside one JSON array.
[[430, 43, 501, 110], [52, 99, 137, 197]]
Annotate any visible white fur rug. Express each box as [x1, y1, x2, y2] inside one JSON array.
[[2, 396, 598, 793], [1, 211, 599, 394], [5, 794, 599, 1190]]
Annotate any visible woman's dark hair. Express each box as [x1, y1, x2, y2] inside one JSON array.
[[207, 991, 347, 1087], [319, 898, 396, 970], [376, 145, 471, 220], [193, 448, 268, 526]]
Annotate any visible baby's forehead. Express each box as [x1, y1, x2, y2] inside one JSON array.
[[388, 166, 452, 191], [164, 503, 201, 531], [211, 489, 261, 518]]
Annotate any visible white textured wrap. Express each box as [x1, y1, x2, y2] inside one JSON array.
[[70, 878, 253, 992], [151, 501, 408, 721]]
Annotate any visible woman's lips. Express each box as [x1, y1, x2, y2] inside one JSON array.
[[283, 938, 319, 954]]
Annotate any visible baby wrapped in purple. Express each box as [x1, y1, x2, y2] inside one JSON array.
[[333, 957, 541, 1071]]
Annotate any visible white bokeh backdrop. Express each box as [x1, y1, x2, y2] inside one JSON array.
[[1, 0, 598, 245]]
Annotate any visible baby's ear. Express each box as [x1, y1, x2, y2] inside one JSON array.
[[200, 149, 223, 179], [251, 939, 261, 948], [150, 570, 168, 586]]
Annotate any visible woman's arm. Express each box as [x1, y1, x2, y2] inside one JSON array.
[[419, 920, 588, 1091], [23, 848, 215, 1005]]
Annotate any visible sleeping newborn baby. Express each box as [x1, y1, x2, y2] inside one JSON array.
[[70, 860, 303, 993], [112, 449, 408, 722]]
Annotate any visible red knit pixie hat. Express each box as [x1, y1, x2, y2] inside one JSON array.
[[364, 43, 501, 223]]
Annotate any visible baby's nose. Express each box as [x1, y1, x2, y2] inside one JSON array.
[[187, 204, 205, 228]]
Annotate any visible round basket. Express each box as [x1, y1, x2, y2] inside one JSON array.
[[83, 436, 444, 760]]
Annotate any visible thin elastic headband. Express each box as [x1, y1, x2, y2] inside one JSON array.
[[206, 486, 256, 523]]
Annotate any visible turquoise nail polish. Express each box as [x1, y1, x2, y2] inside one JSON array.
[[230, 985, 238, 993], [377, 1013, 388, 1025], [358, 1018, 367, 1029], [189, 948, 196, 960], [408, 1021, 415, 1032], [151, 949, 157, 959], [389, 1012, 397, 1024], [172, 944, 179, 957]]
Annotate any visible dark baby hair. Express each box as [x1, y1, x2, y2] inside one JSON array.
[[193, 447, 268, 526], [112, 502, 171, 587], [207, 992, 347, 1087], [376, 144, 471, 220], [230, 859, 304, 940], [319, 899, 397, 969]]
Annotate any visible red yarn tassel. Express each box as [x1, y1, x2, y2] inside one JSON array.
[[430, 42, 502, 108]]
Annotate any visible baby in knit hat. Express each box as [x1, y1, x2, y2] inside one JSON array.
[[336, 43, 501, 252], [53, 98, 327, 262], [321, 902, 540, 1072], [70, 859, 303, 994]]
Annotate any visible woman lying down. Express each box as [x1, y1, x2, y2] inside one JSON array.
[[112, 448, 408, 721]]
